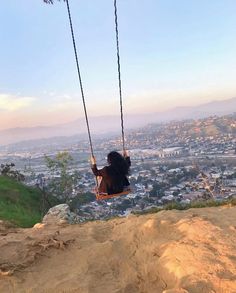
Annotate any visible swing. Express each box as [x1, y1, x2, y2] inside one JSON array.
[[45, 0, 131, 200], [96, 189, 131, 201]]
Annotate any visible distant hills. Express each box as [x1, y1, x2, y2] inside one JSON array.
[[0, 97, 235, 146]]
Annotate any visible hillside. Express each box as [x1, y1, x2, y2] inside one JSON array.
[[134, 113, 236, 140], [0, 176, 58, 227], [1, 205, 236, 292]]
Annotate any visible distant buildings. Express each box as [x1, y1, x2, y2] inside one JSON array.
[[1, 114, 236, 219]]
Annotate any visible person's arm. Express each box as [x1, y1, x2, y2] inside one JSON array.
[[123, 150, 131, 167], [90, 156, 106, 177], [91, 164, 107, 177], [125, 156, 131, 167]]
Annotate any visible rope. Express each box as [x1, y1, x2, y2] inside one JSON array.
[[114, 0, 126, 154], [65, 0, 94, 158], [65, 0, 99, 190]]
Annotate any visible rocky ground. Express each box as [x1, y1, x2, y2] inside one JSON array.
[[1, 204, 236, 293]]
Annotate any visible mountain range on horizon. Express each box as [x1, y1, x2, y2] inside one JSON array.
[[0, 97, 236, 146]]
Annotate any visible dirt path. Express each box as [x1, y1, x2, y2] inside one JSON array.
[[1, 206, 236, 293]]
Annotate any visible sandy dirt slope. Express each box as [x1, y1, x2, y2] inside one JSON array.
[[1, 206, 236, 293]]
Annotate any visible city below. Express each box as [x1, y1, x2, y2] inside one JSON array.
[[1, 113, 236, 221]]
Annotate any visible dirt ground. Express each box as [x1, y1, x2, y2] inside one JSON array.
[[1, 206, 236, 293]]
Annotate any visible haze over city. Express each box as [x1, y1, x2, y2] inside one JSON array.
[[0, 0, 236, 131]]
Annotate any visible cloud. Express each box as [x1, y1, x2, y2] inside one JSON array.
[[0, 94, 36, 111], [49, 99, 80, 111]]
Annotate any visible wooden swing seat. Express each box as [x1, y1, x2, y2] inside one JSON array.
[[96, 189, 131, 200]]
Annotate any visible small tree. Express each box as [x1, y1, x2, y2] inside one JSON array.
[[45, 152, 80, 203]]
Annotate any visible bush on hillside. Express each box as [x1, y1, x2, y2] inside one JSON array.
[[0, 163, 25, 181], [0, 176, 60, 227]]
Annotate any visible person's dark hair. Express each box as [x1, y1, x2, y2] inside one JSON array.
[[107, 151, 129, 176], [106, 151, 130, 193]]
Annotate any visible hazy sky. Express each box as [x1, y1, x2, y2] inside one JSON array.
[[0, 0, 236, 130]]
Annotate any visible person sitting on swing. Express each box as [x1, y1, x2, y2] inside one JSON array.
[[91, 151, 131, 195]]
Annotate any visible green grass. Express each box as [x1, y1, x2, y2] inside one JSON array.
[[132, 197, 236, 216], [0, 176, 59, 228]]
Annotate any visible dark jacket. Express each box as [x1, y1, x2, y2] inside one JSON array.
[[92, 157, 131, 195]]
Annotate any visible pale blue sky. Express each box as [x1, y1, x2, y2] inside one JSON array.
[[0, 0, 236, 129]]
